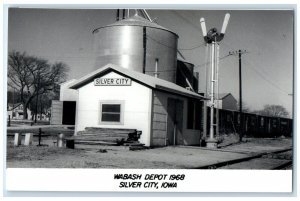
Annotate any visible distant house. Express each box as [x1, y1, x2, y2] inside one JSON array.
[[215, 93, 238, 111], [7, 103, 32, 120], [35, 112, 50, 121]]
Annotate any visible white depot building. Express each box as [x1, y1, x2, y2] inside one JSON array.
[[53, 12, 206, 147]]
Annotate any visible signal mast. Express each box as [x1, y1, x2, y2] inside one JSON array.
[[200, 13, 230, 148]]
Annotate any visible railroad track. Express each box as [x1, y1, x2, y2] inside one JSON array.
[[197, 148, 292, 170], [272, 161, 293, 170]]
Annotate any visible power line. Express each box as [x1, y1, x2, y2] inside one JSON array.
[[147, 34, 207, 51], [242, 59, 290, 95], [145, 69, 176, 72], [239, 51, 290, 88], [146, 35, 176, 50], [170, 11, 202, 32], [178, 43, 206, 51], [194, 54, 231, 68], [240, 54, 291, 94], [145, 54, 230, 72], [224, 43, 291, 95], [227, 49, 290, 108]]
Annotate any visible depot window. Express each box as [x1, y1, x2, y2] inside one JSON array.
[[99, 101, 124, 124]]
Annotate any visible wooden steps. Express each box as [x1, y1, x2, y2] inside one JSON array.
[[82, 127, 136, 133], [74, 140, 118, 146], [73, 135, 127, 141]]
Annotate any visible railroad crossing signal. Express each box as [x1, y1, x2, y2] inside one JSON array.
[[200, 13, 230, 148]]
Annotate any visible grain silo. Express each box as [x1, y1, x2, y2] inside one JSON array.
[[55, 10, 205, 148], [92, 13, 178, 83]]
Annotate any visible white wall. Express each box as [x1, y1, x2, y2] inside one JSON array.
[[215, 100, 223, 109], [75, 72, 152, 146], [60, 79, 78, 101]]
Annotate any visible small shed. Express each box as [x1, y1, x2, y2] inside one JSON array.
[[215, 93, 238, 111], [68, 63, 205, 147]]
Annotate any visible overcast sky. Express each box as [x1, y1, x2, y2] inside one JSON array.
[[7, 8, 294, 117]]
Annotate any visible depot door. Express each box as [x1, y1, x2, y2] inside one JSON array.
[[62, 101, 76, 125], [167, 98, 183, 145]]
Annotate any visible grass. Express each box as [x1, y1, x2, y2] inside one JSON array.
[[6, 125, 293, 169], [7, 144, 82, 161], [6, 137, 292, 169]]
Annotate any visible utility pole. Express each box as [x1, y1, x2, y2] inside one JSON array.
[[238, 50, 243, 142], [229, 49, 247, 141]]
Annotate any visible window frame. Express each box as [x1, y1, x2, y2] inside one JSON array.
[[99, 100, 124, 125]]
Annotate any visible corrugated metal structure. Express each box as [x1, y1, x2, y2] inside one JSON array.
[[93, 14, 178, 83]]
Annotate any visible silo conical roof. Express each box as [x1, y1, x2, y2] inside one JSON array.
[[93, 15, 178, 37]]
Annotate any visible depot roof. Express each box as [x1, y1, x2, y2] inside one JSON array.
[[69, 63, 204, 100]]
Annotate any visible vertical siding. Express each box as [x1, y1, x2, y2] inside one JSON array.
[[151, 90, 202, 146], [51, 100, 63, 125], [151, 92, 167, 146]]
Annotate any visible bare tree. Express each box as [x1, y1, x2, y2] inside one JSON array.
[[236, 101, 251, 113], [8, 51, 68, 119], [29, 89, 60, 120], [7, 90, 21, 105], [255, 104, 289, 118]]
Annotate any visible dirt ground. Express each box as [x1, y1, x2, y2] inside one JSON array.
[[6, 135, 292, 169], [221, 137, 292, 153]]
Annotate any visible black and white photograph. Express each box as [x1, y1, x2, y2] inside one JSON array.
[[3, 3, 295, 194]]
